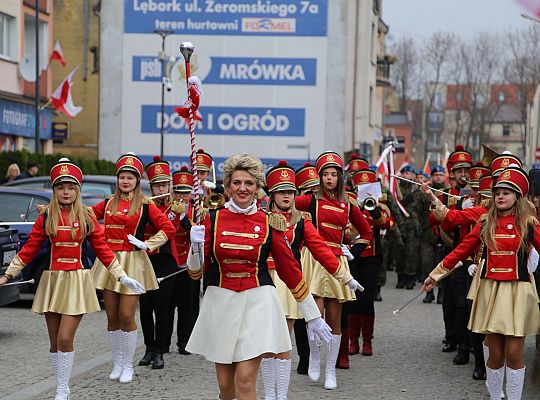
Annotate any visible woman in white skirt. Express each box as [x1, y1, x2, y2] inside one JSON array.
[[185, 153, 333, 400], [260, 160, 362, 399], [0, 158, 144, 400], [91, 153, 177, 384], [424, 166, 540, 400]]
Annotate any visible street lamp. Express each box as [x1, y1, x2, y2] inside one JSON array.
[[287, 143, 311, 163], [154, 29, 173, 159]]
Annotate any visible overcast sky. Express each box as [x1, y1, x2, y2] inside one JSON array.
[[383, 0, 535, 43]]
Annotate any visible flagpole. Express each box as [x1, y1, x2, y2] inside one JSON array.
[[34, 3, 41, 153]]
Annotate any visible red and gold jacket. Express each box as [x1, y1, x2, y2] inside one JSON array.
[[359, 205, 392, 258], [174, 204, 194, 266], [144, 201, 184, 263], [295, 192, 373, 256], [8, 208, 117, 272], [194, 207, 310, 302], [430, 214, 540, 282], [92, 197, 176, 253], [439, 205, 488, 234]]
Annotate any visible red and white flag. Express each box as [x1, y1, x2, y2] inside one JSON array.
[[52, 67, 82, 118], [50, 40, 66, 67]]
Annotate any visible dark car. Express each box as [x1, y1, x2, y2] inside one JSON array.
[[0, 226, 20, 306], [0, 187, 101, 303], [4, 175, 151, 197]]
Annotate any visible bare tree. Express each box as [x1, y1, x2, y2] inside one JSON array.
[[390, 37, 420, 110]]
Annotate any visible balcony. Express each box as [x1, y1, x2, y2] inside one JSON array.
[[376, 55, 395, 87]]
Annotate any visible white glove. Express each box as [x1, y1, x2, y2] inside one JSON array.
[[341, 245, 354, 261], [528, 248, 539, 274], [119, 276, 145, 294], [307, 317, 333, 344], [203, 181, 216, 190], [127, 234, 148, 250], [461, 198, 475, 209], [346, 278, 365, 293], [190, 225, 205, 244], [467, 263, 477, 277]]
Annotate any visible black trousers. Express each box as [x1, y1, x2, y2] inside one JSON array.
[[346, 255, 380, 316], [443, 264, 471, 349], [139, 253, 177, 353], [166, 269, 200, 349]]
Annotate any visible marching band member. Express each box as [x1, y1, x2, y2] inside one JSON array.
[[166, 166, 200, 356], [138, 157, 184, 369], [0, 158, 144, 400], [91, 153, 176, 384], [185, 153, 332, 400], [423, 166, 540, 400], [260, 161, 361, 399], [195, 148, 225, 200], [295, 162, 320, 195], [347, 170, 391, 358], [295, 151, 373, 390]]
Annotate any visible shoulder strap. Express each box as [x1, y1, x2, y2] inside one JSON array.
[[134, 204, 149, 243], [308, 194, 317, 227]]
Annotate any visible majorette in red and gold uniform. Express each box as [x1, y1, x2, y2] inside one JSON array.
[[265, 161, 354, 318], [295, 151, 373, 302], [5, 158, 127, 315], [171, 167, 195, 266], [91, 153, 177, 294]]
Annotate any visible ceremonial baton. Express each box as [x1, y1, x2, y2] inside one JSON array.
[[180, 41, 204, 265], [2, 279, 35, 287], [149, 193, 171, 200], [157, 269, 187, 283], [391, 175, 461, 199], [392, 290, 425, 315]]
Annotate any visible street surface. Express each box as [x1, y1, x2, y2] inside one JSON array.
[[1, 273, 539, 400]]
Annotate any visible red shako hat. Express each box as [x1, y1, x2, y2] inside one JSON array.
[[145, 156, 171, 183], [351, 169, 377, 186], [295, 162, 319, 190], [491, 153, 522, 177], [266, 160, 296, 193], [316, 151, 344, 174], [348, 153, 369, 175], [195, 148, 213, 172], [478, 174, 492, 197], [116, 153, 144, 177], [172, 166, 194, 192], [50, 157, 83, 186], [493, 167, 529, 197], [468, 162, 491, 187], [447, 144, 473, 171]]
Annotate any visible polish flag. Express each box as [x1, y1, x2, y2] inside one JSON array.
[[52, 67, 82, 118], [50, 40, 66, 67], [388, 147, 409, 217], [516, 0, 540, 17], [422, 153, 431, 175]]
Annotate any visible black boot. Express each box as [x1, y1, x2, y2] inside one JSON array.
[[442, 342, 457, 352], [139, 347, 155, 366], [452, 347, 470, 365], [294, 320, 309, 375], [152, 352, 165, 369], [436, 288, 443, 304], [423, 290, 435, 303], [405, 277, 415, 290], [178, 342, 191, 355], [396, 275, 405, 289], [374, 287, 382, 302]]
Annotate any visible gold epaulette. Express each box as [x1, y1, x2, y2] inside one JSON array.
[[528, 215, 540, 226], [142, 196, 154, 205], [268, 212, 287, 232], [348, 197, 359, 208], [300, 211, 312, 221], [169, 201, 186, 214], [39, 205, 49, 215], [379, 203, 392, 218], [447, 196, 457, 208], [479, 198, 491, 209]]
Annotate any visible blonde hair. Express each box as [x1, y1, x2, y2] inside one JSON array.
[[223, 153, 265, 190], [45, 185, 94, 239], [109, 172, 147, 216], [480, 195, 533, 251], [5, 163, 20, 179]]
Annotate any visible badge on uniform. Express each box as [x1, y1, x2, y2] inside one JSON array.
[[168, 212, 176, 220], [253, 225, 261, 233], [507, 224, 513, 230]]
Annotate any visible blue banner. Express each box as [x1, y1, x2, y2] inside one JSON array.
[[141, 105, 305, 136], [203, 57, 316, 85], [0, 99, 52, 139], [132, 56, 162, 82], [124, 0, 327, 36]]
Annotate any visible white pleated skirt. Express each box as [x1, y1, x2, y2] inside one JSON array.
[[186, 285, 291, 364]]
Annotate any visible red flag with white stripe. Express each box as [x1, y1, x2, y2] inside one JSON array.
[[50, 40, 66, 67], [52, 67, 82, 118]]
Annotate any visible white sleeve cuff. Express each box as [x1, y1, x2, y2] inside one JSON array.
[[297, 293, 321, 322]]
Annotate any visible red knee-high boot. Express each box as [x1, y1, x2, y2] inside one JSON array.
[[361, 315, 374, 356], [336, 328, 350, 369], [347, 314, 362, 355]]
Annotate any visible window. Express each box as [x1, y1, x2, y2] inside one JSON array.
[[502, 124, 511, 136], [24, 14, 49, 69], [0, 13, 15, 59], [468, 133, 480, 149], [498, 91, 506, 104], [434, 92, 445, 110], [428, 131, 442, 147], [0, 194, 32, 222]]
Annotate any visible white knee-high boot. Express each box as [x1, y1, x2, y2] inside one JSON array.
[[55, 351, 74, 400], [275, 358, 291, 400], [486, 366, 505, 400], [107, 330, 123, 380], [324, 334, 341, 390], [260, 358, 276, 400], [505, 367, 525, 400], [484, 343, 505, 399], [119, 330, 138, 384], [50, 351, 58, 376], [308, 338, 320, 381]]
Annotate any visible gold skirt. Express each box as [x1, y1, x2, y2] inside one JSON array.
[[32, 269, 100, 315], [91, 250, 158, 295], [301, 248, 355, 303], [468, 278, 540, 337], [269, 269, 301, 319]]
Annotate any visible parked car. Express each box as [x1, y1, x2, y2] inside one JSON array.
[[0, 226, 19, 306], [0, 187, 101, 303], [4, 175, 151, 197]]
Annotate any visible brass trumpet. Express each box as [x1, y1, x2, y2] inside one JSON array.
[[204, 192, 226, 209], [363, 197, 377, 211]]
